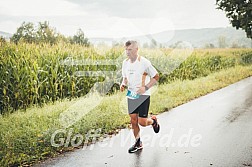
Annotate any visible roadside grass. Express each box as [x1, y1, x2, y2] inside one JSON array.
[[0, 64, 252, 166], [150, 65, 252, 114]]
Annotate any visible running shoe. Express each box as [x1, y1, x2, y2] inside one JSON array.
[[151, 115, 160, 133], [128, 140, 143, 153]]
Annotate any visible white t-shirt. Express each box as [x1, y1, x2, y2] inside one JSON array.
[[122, 55, 158, 96]]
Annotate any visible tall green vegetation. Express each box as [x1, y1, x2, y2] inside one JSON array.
[[1, 43, 252, 114]]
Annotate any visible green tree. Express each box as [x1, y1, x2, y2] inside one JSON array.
[[11, 22, 36, 44], [216, 0, 252, 38], [71, 28, 90, 46], [57, 34, 71, 44], [36, 21, 58, 45], [11, 21, 90, 46]]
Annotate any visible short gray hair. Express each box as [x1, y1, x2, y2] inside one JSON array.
[[125, 40, 138, 48]]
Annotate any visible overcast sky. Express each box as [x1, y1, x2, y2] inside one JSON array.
[[0, 0, 230, 38]]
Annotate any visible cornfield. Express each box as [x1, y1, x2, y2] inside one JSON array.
[[0, 43, 252, 114]]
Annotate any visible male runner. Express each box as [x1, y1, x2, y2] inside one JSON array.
[[120, 40, 160, 153]]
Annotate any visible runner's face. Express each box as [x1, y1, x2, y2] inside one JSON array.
[[125, 44, 138, 59]]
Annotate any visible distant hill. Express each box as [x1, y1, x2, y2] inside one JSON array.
[[89, 27, 252, 48], [0, 31, 12, 39], [1, 27, 251, 48]]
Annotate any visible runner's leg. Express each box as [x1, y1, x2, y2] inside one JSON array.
[[138, 117, 154, 127], [129, 113, 140, 139]]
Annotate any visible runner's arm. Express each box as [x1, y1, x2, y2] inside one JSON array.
[[120, 77, 128, 92], [137, 73, 159, 94], [145, 74, 159, 89]]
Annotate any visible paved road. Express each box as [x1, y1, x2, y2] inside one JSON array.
[[37, 77, 252, 167]]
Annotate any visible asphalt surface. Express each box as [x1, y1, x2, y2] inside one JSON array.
[[36, 77, 252, 167]]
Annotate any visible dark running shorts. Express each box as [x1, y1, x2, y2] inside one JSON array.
[[128, 95, 150, 118]]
